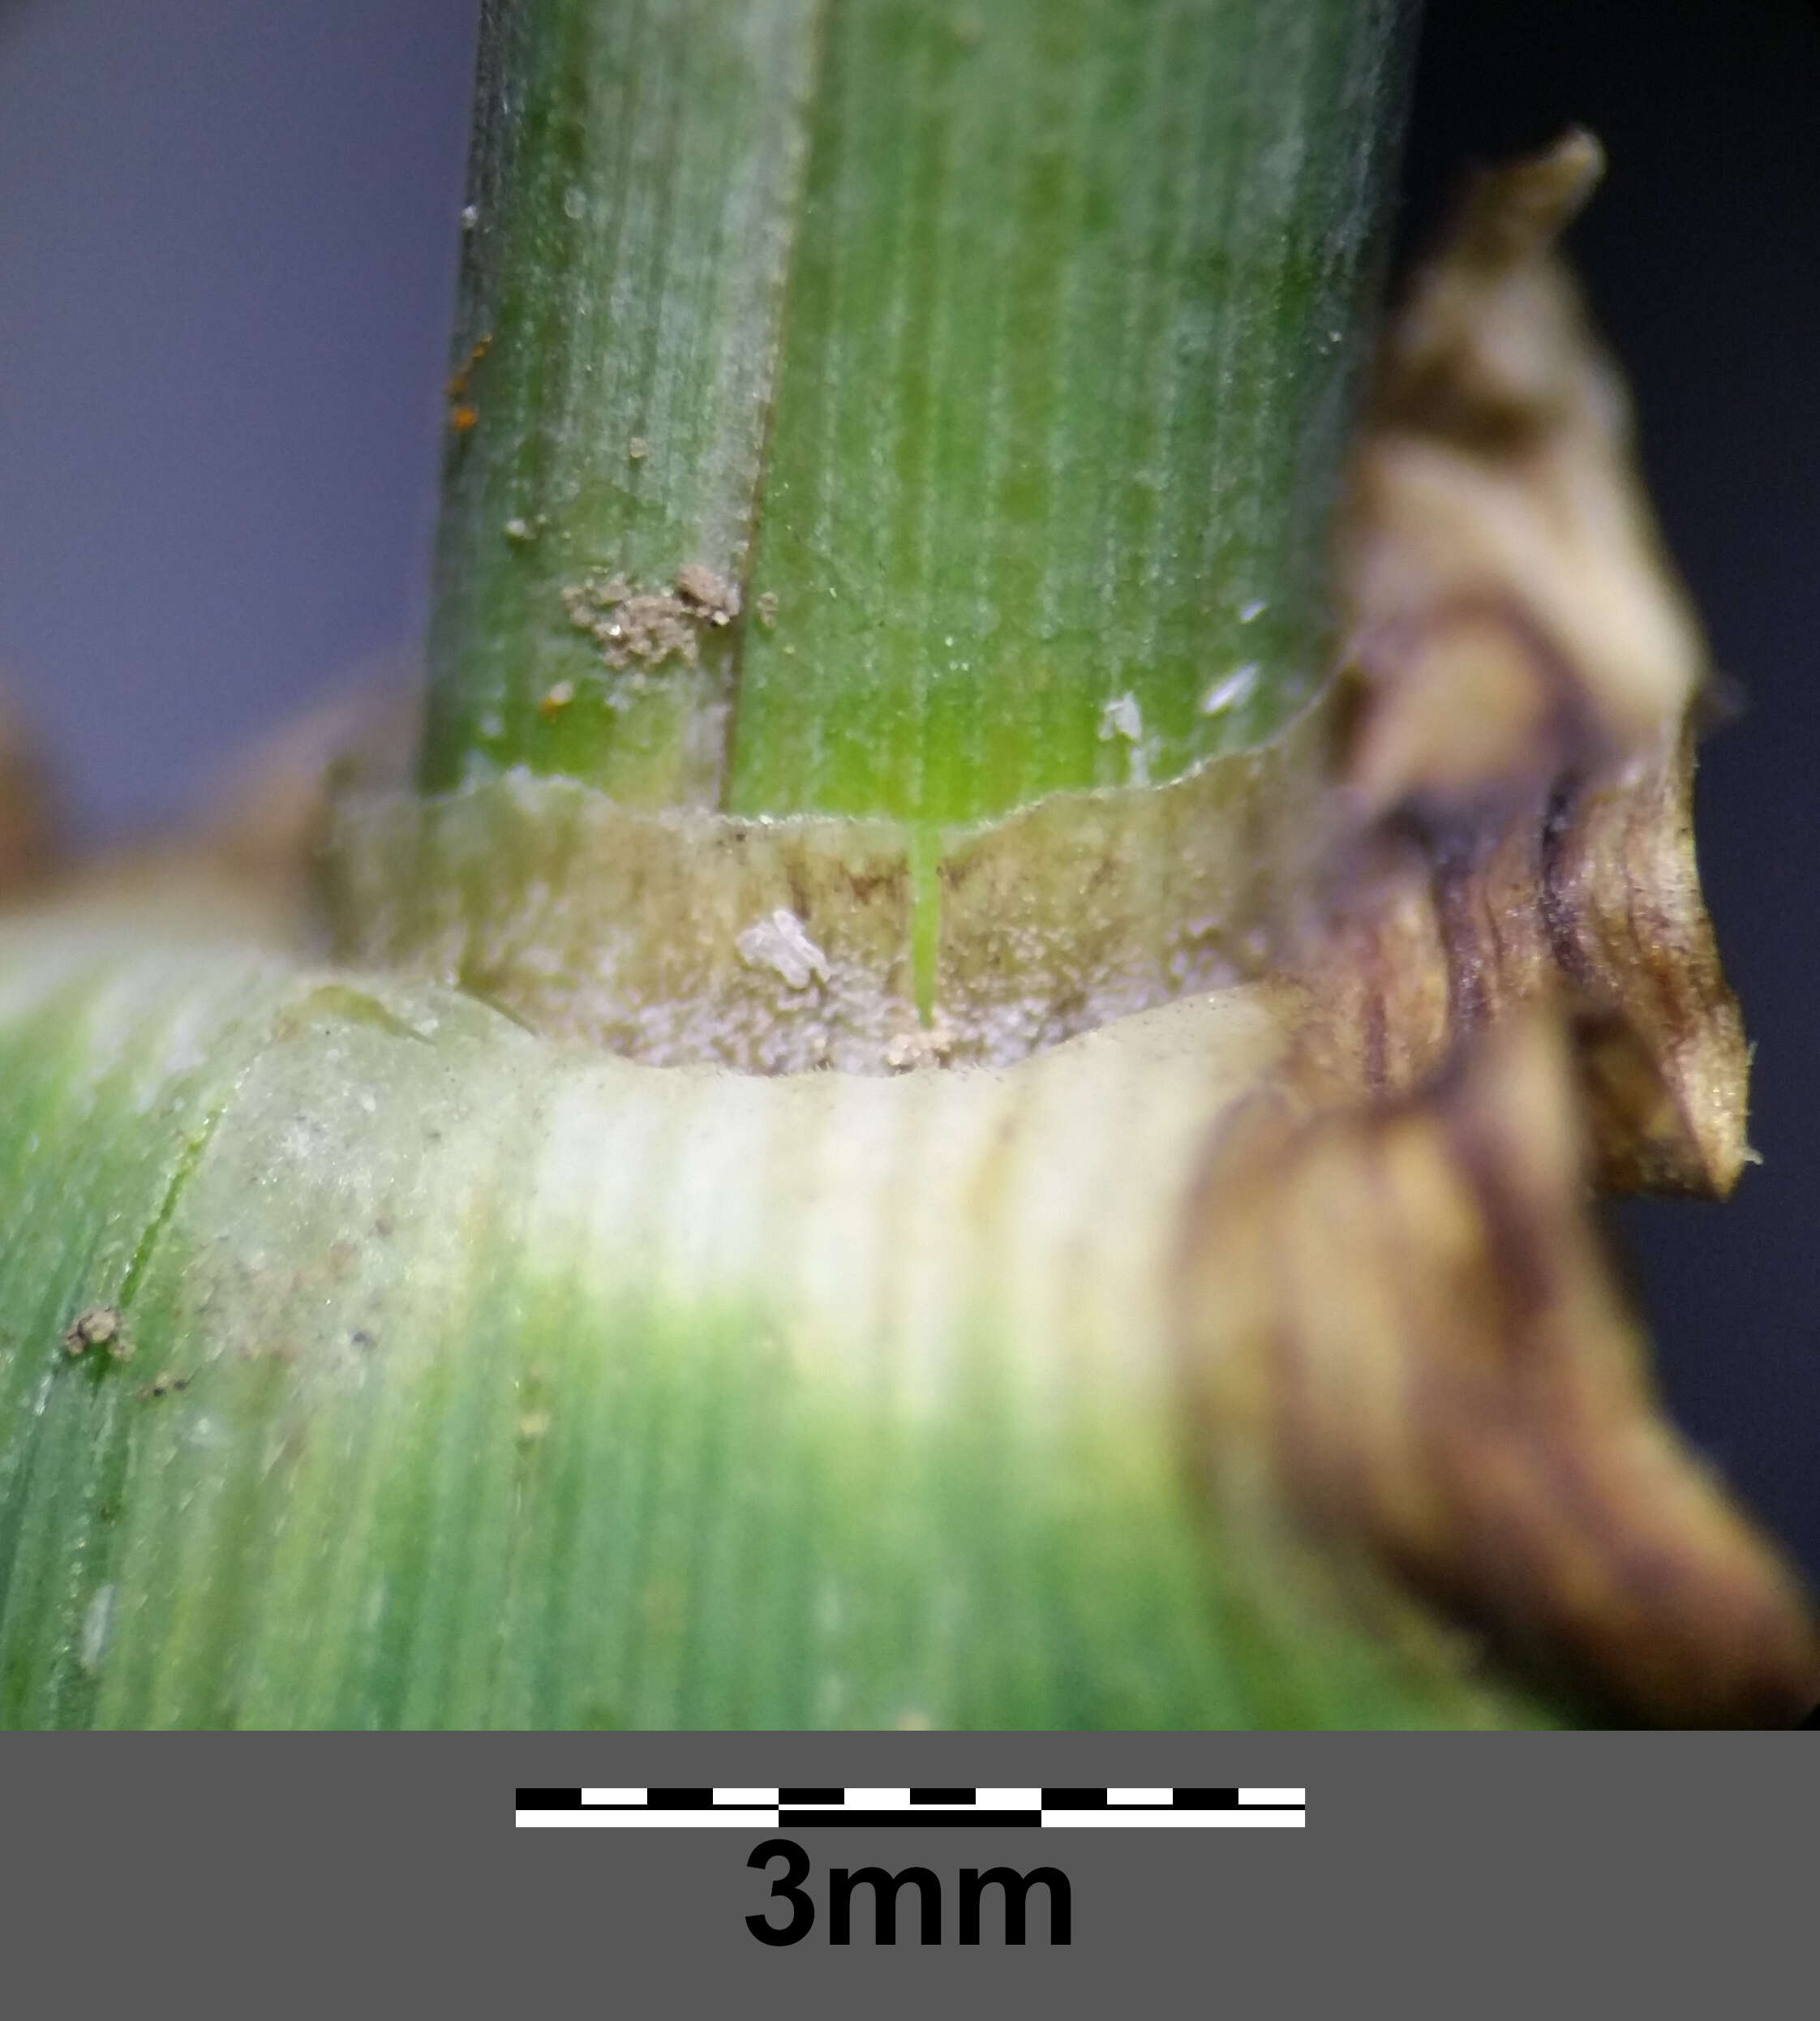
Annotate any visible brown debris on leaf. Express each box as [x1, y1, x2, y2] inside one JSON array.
[[195, 681, 421, 896], [1316, 128, 1748, 1196], [0, 677, 419, 950], [63, 1305, 131, 1361], [672, 562, 740, 628], [0, 684, 59, 897]]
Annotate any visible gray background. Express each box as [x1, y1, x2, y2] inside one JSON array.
[[1, 1733, 1810, 2009], [1, 0, 1817, 1607]]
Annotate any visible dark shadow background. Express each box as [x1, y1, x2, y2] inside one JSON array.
[[2, 2, 1816, 1594]]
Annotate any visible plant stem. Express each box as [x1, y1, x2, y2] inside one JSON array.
[[420, 0, 1414, 829], [730, 0, 1412, 826], [419, 0, 826, 808]]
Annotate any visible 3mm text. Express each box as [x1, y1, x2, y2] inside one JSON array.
[[745, 1838, 1071, 1946]]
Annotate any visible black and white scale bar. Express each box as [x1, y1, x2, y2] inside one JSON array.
[[515, 1787, 1305, 1830]]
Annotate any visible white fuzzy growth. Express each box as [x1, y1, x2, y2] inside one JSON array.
[[735, 908, 831, 990]]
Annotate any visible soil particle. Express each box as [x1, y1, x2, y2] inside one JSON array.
[[673, 563, 740, 627], [560, 563, 740, 676]]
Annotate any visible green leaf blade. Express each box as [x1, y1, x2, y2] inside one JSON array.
[[0, 921, 1563, 1730]]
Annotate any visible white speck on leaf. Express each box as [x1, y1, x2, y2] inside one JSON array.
[[79, 1585, 115, 1674], [1098, 693, 1144, 744], [1098, 693, 1153, 782], [1202, 663, 1260, 715]]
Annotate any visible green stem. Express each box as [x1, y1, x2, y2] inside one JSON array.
[[419, 0, 826, 807], [421, 0, 1414, 826]]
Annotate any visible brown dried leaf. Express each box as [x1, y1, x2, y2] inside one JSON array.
[[1315, 130, 1748, 1196], [1345, 129, 1702, 779], [1176, 1011, 1819, 1727], [1161, 132, 1814, 1724], [0, 684, 59, 897], [0, 679, 419, 950]]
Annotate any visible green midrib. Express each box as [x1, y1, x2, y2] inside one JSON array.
[[420, 0, 1412, 831]]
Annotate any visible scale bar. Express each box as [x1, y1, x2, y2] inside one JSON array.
[[517, 1787, 1305, 1829]]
